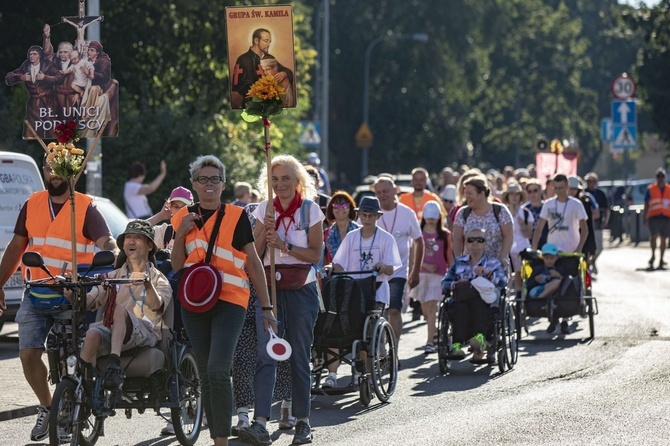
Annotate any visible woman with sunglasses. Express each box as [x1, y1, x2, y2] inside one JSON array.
[[524, 179, 548, 248], [441, 228, 507, 362], [323, 191, 360, 265]]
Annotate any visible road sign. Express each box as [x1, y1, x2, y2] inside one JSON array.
[[601, 119, 612, 142], [355, 122, 373, 149], [299, 121, 321, 147], [611, 73, 636, 99], [611, 100, 636, 125], [611, 124, 637, 149]]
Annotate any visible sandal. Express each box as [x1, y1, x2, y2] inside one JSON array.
[[103, 357, 125, 390], [278, 407, 296, 430], [231, 418, 249, 437]]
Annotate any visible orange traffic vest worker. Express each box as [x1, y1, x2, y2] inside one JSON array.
[[22, 190, 95, 280], [399, 191, 445, 221], [646, 184, 670, 218], [171, 204, 249, 308]]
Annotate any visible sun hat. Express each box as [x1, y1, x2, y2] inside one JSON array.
[[423, 201, 441, 220], [441, 184, 457, 201], [541, 243, 559, 256], [470, 276, 498, 304], [178, 263, 222, 313], [501, 181, 527, 203], [567, 175, 583, 190], [355, 196, 383, 215], [168, 186, 193, 205], [117, 220, 157, 258]]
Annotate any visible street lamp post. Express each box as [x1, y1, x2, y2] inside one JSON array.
[[360, 32, 429, 182]]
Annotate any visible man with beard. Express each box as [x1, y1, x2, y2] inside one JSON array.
[[230, 28, 293, 108], [399, 167, 445, 221], [0, 157, 119, 442]]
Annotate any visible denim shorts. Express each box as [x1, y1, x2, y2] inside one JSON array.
[[388, 277, 407, 310], [15, 295, 71, 350]]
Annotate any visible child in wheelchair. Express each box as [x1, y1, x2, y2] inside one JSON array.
[[441, 228, 507, 362]]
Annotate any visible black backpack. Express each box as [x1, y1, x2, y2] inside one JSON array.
[[462, 202, 528, 225]]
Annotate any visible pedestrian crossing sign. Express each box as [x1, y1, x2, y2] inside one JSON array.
[[611, 124, 637, 149], [299, 121, 321, 147]]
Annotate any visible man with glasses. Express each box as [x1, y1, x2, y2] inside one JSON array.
[[584, 173, 609, 274], [643, 168, 670, 269]]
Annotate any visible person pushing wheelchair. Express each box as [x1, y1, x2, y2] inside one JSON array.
[[441, 228, 507, 363]]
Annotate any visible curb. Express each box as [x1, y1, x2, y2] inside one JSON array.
[[0, 405, 38, 422]]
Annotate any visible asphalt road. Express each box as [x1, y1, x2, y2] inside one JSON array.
[[1, 241, 669, 445]]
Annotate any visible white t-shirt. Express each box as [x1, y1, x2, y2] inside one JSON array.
[[376, 202, 422, 279], [511, 206, 534, 254], [539, 196, 587, 252], [124, 181, 152, 218], [153, 223, 173, 250], [252, 199, 324, 267], [332, 227, 402, 305]]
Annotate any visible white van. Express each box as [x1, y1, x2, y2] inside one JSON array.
[[0, 151, 45, 330]]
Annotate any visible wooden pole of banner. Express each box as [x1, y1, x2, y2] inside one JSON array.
[[263, 117, 276, 310], [24, 121, 50, 155], [74, 120, 108, 184]]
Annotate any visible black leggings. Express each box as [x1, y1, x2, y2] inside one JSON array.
[[449, 298, 495, 344]]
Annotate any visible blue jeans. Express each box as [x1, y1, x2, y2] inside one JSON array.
[[253, 282, 319, 420], [181, 300, 245, 439]]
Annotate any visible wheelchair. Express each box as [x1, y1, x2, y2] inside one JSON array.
[[311, 271, 398, 407], [517, 249, 599, 339], [22, 251, 202, 446], [436, 283, 519, 375]]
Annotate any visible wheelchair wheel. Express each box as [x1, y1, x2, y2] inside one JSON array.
[[50, 378, 102, 446], [171, 348, 203, 446], [370, 318, 398, 403], [436, 301, 452, 374], [502, 301, 519, 370], [359, 375, 372, 407]]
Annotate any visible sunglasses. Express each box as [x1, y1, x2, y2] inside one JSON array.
[[194, 176, 223, 184], [527, 188, 540, 193], [466, 237, 486, 243], [332, 202, 350, 209]]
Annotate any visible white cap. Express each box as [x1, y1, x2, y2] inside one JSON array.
[[441, 184, 457, 201]]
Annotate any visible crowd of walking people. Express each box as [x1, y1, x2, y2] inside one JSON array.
[[6, 149, 670, 446]]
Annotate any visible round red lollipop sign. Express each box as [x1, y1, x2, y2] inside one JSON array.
[[611, 73, 636, 100]]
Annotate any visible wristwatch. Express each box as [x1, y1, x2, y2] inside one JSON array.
[[286, 243, 293, 253]]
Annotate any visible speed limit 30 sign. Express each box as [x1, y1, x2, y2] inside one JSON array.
[[611, 73, 636, 99]]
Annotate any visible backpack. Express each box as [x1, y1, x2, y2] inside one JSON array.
[[462, 202, 503, 223]]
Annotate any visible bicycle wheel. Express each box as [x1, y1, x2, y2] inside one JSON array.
[[49, 377, 102, 446], [171, 348, 202, 446]]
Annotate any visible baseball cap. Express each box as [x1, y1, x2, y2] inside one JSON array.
[[422, 201, 441, 219], [541, 243, 559, 256], [441, 184, 457, 201], [168, 186, 194, 205], [567, 175, 582, 190]]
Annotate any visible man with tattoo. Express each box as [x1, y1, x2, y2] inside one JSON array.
[[0, 156, 118, 442]]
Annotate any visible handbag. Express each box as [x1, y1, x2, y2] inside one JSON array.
[[451, 281, 481, 302], [177, 206, 225, 312], [265, 264, 312, 290]]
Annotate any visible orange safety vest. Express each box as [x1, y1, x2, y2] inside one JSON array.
[[172, 204, 250, 309], [647, 184, 670, 218], [398, 191, 445, 220], [22, 191, 95, 280]]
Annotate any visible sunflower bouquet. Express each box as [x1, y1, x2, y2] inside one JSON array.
[[47, 121, 85, 179], [241, 75, 286, 122]]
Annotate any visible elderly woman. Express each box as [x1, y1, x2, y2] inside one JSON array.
[[323, 190, 360, 264], [240, 155, 324, 446], [452, 176, 514, 267], [441, 228, 507, 362], [170, 155, 274, 446]]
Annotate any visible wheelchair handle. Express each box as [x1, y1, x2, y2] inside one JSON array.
[[328, 269, 378, 277]]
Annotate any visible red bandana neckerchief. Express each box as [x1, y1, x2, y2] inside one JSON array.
[[274, 193, 303, 231]]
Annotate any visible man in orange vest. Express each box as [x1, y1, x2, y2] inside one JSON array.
[[643, 167, 670, 270], [0, 159, 118, 442], [399, 167, 446, 221]]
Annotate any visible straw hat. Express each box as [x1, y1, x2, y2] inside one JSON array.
[[501, 181, 527, 203]]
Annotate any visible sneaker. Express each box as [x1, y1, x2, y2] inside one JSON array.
[[560, 320, 570, 334], [278, 407, 295, 430], [322, 374, 337, 388], [547, 320, 558, 333], [160, 422, 175, 436], [30, 405, 49, 441], [103, 356, 125, 390], [292, 421, 312, 445], [449, 342, 465, 359], [238, 421, 272, 446], [424, 343, 436, 354], [468, 333, 486, 353], [231, 418, 250, 437]]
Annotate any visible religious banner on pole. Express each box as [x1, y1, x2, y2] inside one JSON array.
[[225, 5, 297, 109], [535, 152, 578, 186], [4, 2, 119, 140]]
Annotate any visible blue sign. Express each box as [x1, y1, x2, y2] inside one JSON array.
[[611, 124, 637, 149], [601, 118, 612, 142], [611, 100, 636, 125], [299, 121, 321, 147]]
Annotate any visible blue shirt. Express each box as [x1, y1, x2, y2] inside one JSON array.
[[441, 254, 507, 295]]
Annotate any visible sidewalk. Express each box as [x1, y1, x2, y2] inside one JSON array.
[[0, 323, 38, 421]]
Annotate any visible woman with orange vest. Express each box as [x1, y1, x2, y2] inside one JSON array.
[[171, 155, 274, 446], [643, 167, 670, 269]]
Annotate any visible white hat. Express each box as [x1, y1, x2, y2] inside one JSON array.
[[470, 276, 498, 304], [307, 152, 320, 166], [422, 201, 441, 219], [441, 184, 457, 201]]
